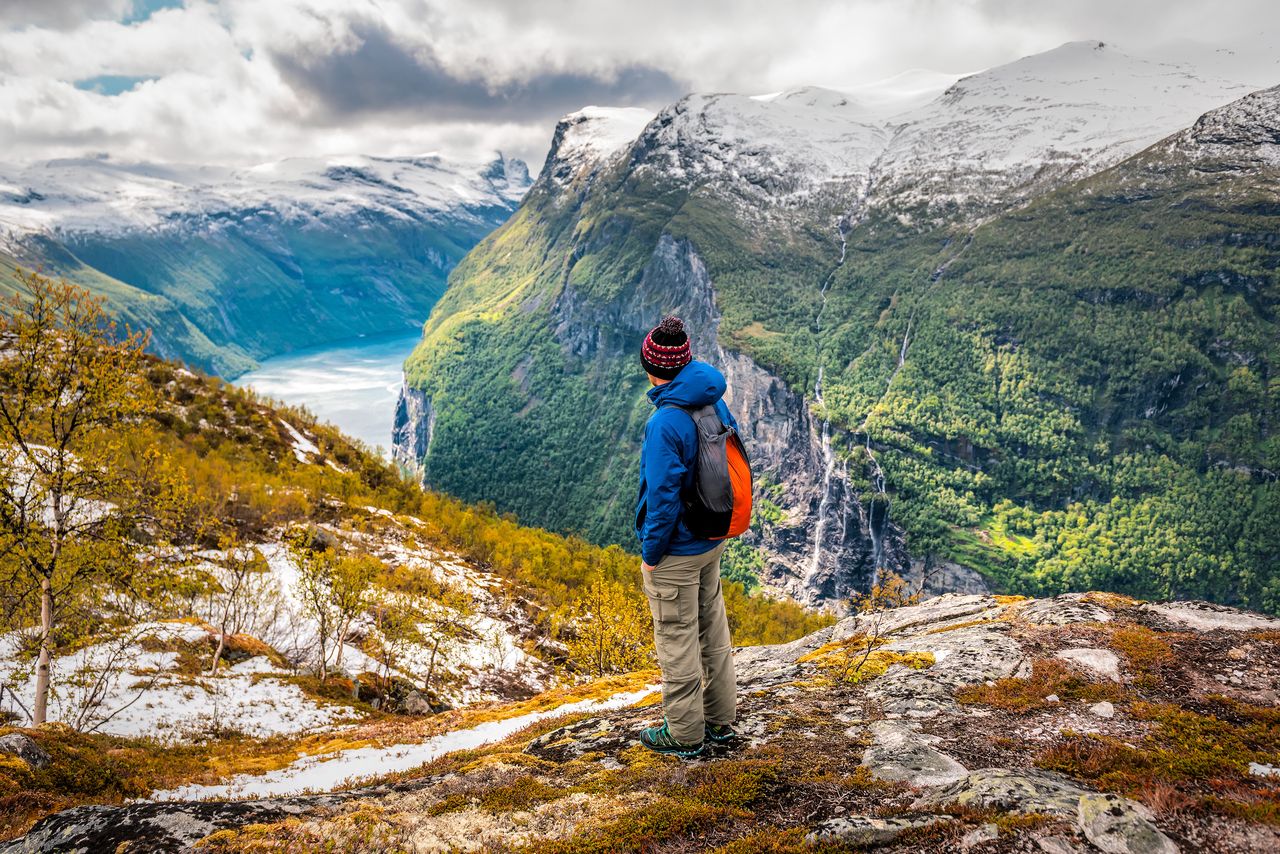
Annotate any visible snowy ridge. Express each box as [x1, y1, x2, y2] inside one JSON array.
[[0, 152, 531, 237], [635, 89, 891, 194], [601, 41, 1273, 215], [874, 41, 1270, 212], [1167, 83, 1280, 167], [541, 106, 654, 187]]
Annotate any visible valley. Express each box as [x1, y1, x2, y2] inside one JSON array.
[[2, 5, 1278, 853]]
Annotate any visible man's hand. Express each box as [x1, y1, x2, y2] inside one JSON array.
[[642, 561, 656, 572]]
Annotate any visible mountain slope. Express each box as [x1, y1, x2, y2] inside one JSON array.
[[9, 592, 1279, 852], [396, 43, 1278, 610], [0, 154, 531, 376]]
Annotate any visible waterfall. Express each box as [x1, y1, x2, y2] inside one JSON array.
[[804, 226, 848, 586], [806, 368, 836, 583], [864, 433, 888, 585]]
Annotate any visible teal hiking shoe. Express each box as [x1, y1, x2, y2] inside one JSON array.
[[705, 723, 738, 744], [639, 722, 704, 758]]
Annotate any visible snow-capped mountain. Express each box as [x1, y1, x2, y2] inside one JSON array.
[[398, 40, 1280, 609], [576, 41, 1271, 218], [0, 153, 529, 237], [543, 106, 654, 187], [0, 152, 531, 377]]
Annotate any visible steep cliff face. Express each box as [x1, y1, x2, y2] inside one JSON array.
[[399, 54, 1279, 611], [552, 231, 910, 603]]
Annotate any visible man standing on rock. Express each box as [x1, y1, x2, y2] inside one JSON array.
[[635, 316, 751, 757]]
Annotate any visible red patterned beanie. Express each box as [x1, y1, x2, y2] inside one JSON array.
[[641, 316, 692, 380]]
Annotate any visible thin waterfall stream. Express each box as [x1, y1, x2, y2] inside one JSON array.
[[804, 224, 848, 586]]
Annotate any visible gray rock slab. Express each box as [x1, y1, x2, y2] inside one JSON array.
[[860, 720, 968, 787], [832, 594, 998, 641], [1141, 601, 1280, 632], [915, 769, 1178, 854], [805, 813, 951, 845], [1055, 647, 1122, 682], [1016, 594, 1115, 625]]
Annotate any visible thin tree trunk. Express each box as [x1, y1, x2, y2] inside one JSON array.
[[210, 595, 234, 677], [334, 617, 348, 670], [425, 638, 440, 698], [209, 633, 228, 678], [33, 575, 53, 725]]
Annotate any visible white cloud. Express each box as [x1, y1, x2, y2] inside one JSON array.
[[0, 0, 1275, 168]]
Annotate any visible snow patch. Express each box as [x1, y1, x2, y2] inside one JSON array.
[[151, 687, 655, 800]]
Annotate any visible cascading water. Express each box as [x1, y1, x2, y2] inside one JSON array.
[[804, 225, 848, 586]]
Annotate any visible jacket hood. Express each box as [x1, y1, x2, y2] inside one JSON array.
[[647, 360, 726, 409]]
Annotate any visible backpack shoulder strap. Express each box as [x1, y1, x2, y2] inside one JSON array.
[[665, 404, 727, 437]]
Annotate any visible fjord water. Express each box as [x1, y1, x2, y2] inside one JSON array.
[[233, 333, 421, 453]]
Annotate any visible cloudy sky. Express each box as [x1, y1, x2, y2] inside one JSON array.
[[0, 0, 1276, 169]]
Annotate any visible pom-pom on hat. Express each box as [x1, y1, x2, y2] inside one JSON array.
[[641, 316, 692, 380]]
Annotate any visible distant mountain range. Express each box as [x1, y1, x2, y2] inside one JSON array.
[[395, 41, 1280, 611], [0, 153, 530, 375]]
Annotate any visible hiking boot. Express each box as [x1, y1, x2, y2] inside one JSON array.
[[639, 721, 704, 758], [705, 722, 738, 744]]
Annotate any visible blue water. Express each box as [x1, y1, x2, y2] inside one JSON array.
[[233, 333, 422, 454]]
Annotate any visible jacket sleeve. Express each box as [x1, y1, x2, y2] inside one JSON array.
[[640, 412, 690, 566]]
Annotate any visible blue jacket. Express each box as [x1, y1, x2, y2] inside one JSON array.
[[634, 360, 741, 566]]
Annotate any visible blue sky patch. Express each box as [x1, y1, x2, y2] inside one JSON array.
[[73, 75, 158, 96], [121, 0, 186, 26]]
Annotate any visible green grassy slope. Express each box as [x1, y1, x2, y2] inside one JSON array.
[[0, 239, 250, 374]]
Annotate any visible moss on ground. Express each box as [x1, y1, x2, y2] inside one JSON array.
[[956, 658, 1124, 713], [1036, 696, 1280, 824]]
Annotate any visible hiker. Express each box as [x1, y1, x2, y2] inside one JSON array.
[[635, 316, 753, 758]]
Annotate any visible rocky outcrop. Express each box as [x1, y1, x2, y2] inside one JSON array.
[[10, 592, 1277, 853], [0, 733, 49, 769], [391, 382, 433, 475]]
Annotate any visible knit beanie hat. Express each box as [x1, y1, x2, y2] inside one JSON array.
[[641, 316, 692, 380]]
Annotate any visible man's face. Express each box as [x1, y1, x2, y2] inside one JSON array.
[[647, 373, 669, 387]]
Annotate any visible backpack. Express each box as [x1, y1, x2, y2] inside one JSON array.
[[666, 404, 753, 540]]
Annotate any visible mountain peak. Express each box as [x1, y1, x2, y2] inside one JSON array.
[[540, 106, 655, 186]]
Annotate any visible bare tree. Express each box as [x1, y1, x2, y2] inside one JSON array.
[[290, 541, 339, 681], [208, 537, 269, 676], [330, 553, 380, 671]]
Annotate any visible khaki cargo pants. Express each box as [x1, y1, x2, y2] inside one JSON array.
[[642, 542, 736, 744]]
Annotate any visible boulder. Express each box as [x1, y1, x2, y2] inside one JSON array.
[[1055, 648, 1122, 682], [860, 720, 968, 787], [915, 769, 1178, 854], [0, 733, 50, 769], [400, 691, 433, 716]]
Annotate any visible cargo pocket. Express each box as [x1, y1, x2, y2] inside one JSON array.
[[645, 584, 682, 624]]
